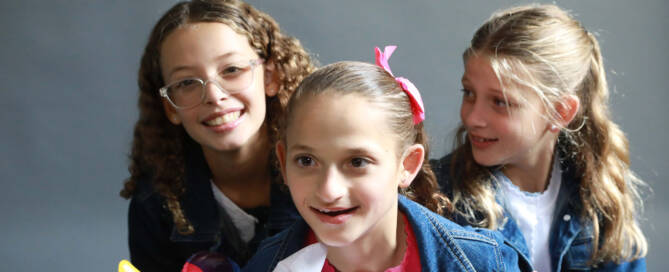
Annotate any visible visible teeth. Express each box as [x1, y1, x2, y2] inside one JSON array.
[[316, 207, 355, 215], [205, 111, 240, 126], [473, 136, 495, 142]]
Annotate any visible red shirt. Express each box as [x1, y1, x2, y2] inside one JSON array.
[[305, 213, 421, 272]]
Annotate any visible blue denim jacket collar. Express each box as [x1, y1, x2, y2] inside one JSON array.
[[431, 152, 646, 271], [495, 157, 647, 271], [492, 156, 583, 271], [244, 195, 524, 272]]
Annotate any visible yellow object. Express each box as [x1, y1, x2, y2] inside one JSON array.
[[118, 260, 140, 272]]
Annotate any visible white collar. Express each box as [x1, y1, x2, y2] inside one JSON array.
[[274, 242, 327, 272]]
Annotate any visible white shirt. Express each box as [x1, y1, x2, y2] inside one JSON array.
[[274, 242, 327, 272], [498, 157, 562, 272], [210, 180, 259, 243]]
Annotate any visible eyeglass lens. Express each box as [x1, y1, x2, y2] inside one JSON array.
[[166, 60, 257, 108]]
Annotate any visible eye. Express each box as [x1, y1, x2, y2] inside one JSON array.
[[294, 155, 317, 168], [461, 88, 474, 101], [173, 78, 200, 89], [349, 157, 370, 168], [220, 63, 249, 77], [222, 66, 241, 74], [493, 97, 509, 107]]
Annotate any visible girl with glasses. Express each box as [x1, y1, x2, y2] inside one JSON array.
[[119, 0, 315, 270]]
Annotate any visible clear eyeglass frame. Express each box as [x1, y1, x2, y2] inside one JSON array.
[[159, 58, 264, 109]]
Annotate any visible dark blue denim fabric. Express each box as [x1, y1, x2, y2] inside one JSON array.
[[431, 155, 646, 271], [127, 147, 300, 272], [243, 195, 524, 272]]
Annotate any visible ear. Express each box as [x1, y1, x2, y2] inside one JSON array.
[[264, 60, 279, 97], [398, 144, 425, 189], [275, 141, 288, 184], [162, 99, 181, 125], [552, 94, 580, 130]]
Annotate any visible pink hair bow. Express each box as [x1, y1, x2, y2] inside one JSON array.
[[375, 45, 425, 124]]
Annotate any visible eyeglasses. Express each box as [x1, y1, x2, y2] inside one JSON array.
[[159, 59, 263, 109]]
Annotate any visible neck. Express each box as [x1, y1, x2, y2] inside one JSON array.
[[502, 141, 556, 193], [325, 207, 407, 272], [202, 128, 272, 209]]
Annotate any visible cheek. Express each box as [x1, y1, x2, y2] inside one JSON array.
[[284, 171, 303, 189], [512, 116, 543, 136], [498, 121, 522, 140], [285, 171, 316, 197], [357, 174, 396, 207], [459, 103, 469, 122], [286, 178, 308, 203], [177, 109, 201, 127], [249, 86, 269, 109]]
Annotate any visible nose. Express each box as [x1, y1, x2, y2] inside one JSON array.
[[315, 166, 347, 203], [203, 80, 230, 105], [461, 99, 486, 128]]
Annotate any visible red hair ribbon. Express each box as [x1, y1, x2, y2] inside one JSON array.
[[375, 45, 425, 125]]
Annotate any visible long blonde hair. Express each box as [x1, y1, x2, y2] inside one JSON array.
[[450, 4, 647, 263]]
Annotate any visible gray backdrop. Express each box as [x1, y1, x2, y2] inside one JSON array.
[[1, 0, 667, 271]]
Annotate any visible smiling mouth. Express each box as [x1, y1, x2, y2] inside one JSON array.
[[312, 206, 359, 217], [470, 134, 497, 143], [204, 111, 241, 126]]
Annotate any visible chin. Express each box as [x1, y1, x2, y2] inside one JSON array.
[[472, 154, 500, 167], [205, 137, 249, 152], [316, 233, 357, 248]]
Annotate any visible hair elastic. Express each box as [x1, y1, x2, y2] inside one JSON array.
[[375, 45, 425, 124]]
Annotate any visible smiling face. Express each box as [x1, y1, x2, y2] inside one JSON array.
[[277, 93, 406, 247], [460, 54, 556, 169], [160, 22, 273, 153]]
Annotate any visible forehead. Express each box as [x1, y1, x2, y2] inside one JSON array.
[[464, 55, 539, 102], [285, 93, 397, 155], [462, 55, 499, 86], [159, 22, 256, 76]]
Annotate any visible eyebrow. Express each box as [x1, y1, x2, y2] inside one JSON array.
[[345, 147, 377, 155], [288, 144, 382, 156], [166, 51, 240, 79], [288, 144, 314, 153], [461, 77, 504, 95]]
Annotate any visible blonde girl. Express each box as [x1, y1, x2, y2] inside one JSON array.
[[433, 4, 647, 271]]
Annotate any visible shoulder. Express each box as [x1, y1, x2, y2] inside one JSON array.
[[127, 178, 175, 247], [429, 153, 453, 179], [429, 153, 459, 194], [401, 196, 500, 246], [128, 177, 167, 217], [399, 196, 523, 271], [242, 219, 310, 272], [594, 257, 647, 271]]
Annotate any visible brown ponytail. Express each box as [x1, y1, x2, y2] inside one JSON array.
[[283, 61, 448, 214]]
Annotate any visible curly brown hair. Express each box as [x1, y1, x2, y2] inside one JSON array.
[[282, 61, 449, 214], [120, 0, 315, 235]]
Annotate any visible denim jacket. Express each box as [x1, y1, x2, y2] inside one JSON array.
[[127, 147, 300, 271], [431, 154, 646, 271], [243, 195, 525, 272]]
